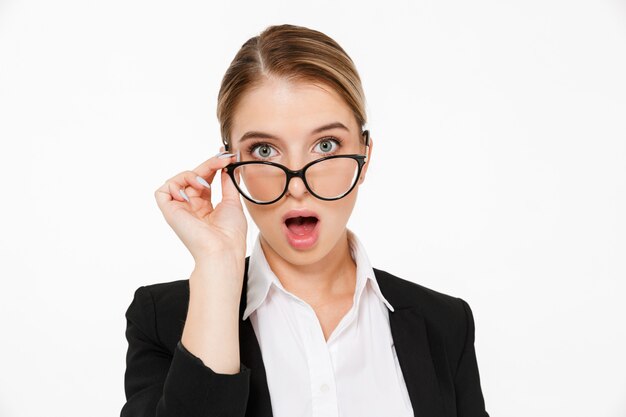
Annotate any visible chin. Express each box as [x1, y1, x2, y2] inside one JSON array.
[[260, 223, 348, 267]]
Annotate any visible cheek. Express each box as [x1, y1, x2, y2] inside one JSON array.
[[323, 191, 359, 228], [245, 204, 290, 248], [245, 203, 272, 230], [245, 189, 360, 242]]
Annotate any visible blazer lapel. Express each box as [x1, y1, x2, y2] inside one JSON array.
[[235, 261, 446, 417], [375, 269, 447, 417]]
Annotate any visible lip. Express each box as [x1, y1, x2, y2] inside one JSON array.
[[282, 208, 321, 223], [281, 208, 321, 250]]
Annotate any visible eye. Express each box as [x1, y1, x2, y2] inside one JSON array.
[[249, 143, 278, 160], [314, 137, 341, 154]]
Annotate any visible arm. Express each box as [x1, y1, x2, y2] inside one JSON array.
[[454, 298, 489, 417], [121, 285, 251, 417]]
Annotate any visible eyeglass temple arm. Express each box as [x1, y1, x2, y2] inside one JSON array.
[[363, 130, 370, 163]]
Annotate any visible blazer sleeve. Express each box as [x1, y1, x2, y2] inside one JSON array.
[[454, 298, 489, 417], [121, 285, 252, 417]]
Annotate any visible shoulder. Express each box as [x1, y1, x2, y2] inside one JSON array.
[[373, 267, 475, 344], [125, 259, 252, 351], [125, 279, 190, 352], [134, 278, 190, 305], [374, 267, 469, 314]]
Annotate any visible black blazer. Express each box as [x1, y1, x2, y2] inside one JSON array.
[[122, 259, 489, 417]]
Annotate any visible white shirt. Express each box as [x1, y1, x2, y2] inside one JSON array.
[[243, 230, 413, 417]]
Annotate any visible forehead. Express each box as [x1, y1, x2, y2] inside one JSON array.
[[230, 77, 358, 142]]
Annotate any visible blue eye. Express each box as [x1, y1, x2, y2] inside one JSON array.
[[250, 143, 278, 160], [314, 138, 340, 154]]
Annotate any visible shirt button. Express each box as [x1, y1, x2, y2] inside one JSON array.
[[320, 384, 330, 393]]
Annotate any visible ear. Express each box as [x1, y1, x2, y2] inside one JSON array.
[[357, 135, 373, 185]]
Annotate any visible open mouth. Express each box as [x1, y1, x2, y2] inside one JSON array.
[[284, 216, 319, 236]]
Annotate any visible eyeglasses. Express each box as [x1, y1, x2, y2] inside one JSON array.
[[226, 130, 370, 205]]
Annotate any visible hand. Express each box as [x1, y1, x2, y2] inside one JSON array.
[[154, 150, 247, 266]]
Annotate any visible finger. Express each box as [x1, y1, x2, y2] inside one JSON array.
[[177, 170, 214, 195], [179, 171, 212, 194], [155, 148, 238, 206], [159, 151, 234, 191], [154, 170, 210, 207], [154, 182, 183, 214], [191, 151, 237, 181], [220, 165, 243, 207], [154, 186, 174, 207]]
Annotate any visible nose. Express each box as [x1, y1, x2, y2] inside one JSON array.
[[282, 156, 309, 200], [285, 175, 308, 199]]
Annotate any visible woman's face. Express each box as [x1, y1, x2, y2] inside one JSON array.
[[229, 77, 372, 267]]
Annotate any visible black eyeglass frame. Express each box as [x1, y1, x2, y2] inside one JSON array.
[[225, 130, 370, 205]]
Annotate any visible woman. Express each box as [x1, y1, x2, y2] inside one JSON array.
[[122, 24, 489, 417]]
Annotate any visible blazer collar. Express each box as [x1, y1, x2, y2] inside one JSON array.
[[237, 259, 446, 417]]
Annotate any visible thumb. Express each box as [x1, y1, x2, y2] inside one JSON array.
[[220, 167, 243, 208]]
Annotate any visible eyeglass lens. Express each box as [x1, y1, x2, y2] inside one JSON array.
[[232, 158, 359, 203]]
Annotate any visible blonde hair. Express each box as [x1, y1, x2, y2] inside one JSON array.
[[217, 24, 367, 150]]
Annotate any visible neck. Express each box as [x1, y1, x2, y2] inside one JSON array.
[[259, 230, 357, 308]]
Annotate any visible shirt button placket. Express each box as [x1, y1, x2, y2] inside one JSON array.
[[304, 305, 338, 417]]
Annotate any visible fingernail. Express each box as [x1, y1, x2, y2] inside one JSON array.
[[218, 152, 236, 159], [214, 151, 228, 158], [179, 189, 190, 202], [196, 176, 211, 189]]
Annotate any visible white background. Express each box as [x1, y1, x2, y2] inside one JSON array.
[[1, 0, 625, 416]]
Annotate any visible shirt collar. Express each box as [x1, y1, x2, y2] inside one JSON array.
[[242, 229, 395, 321]]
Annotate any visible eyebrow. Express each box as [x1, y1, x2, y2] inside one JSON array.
[[238, 122, 350, 142]]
